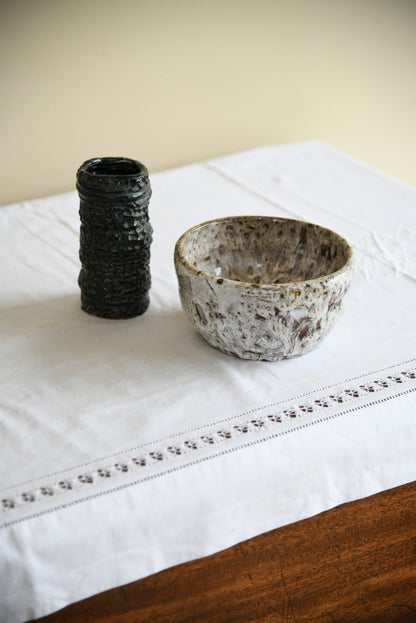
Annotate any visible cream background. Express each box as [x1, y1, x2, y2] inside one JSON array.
[[0, 0, 415, 206]]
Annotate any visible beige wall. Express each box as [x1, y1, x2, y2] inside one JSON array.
[[1, 0, 415, 205]]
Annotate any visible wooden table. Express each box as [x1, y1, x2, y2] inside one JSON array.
[[36, 481, 416, 623], [4, 142, 414, 623]]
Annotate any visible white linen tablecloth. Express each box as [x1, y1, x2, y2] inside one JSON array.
[[0, 142, 415, 622]]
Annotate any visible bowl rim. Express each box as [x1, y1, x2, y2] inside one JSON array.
[[174, 215, 356, 288]]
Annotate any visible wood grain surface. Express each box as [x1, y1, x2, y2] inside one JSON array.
[[35, 481, 416, 623]]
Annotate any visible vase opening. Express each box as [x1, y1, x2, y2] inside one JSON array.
[[86, 158, 143, 177]]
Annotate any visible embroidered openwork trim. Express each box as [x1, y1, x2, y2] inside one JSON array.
[[1, 364, 415, 524]]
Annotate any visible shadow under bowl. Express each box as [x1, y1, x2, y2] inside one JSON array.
[[174, 216, 356, 361]]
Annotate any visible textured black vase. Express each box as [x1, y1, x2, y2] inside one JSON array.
[[77, 157, 152, 319]]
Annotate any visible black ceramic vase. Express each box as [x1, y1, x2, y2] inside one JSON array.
[[77, 157, 152, 319]]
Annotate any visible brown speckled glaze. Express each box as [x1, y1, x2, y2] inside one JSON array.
[[174, 216, 356, 361]]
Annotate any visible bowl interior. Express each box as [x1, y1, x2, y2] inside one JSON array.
[[179, 217, 352, 284]]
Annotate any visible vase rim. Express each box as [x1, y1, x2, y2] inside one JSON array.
[[77, 157, 148, 179]]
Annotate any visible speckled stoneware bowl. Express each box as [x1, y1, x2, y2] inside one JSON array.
[[174, 216, 356, 361]]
